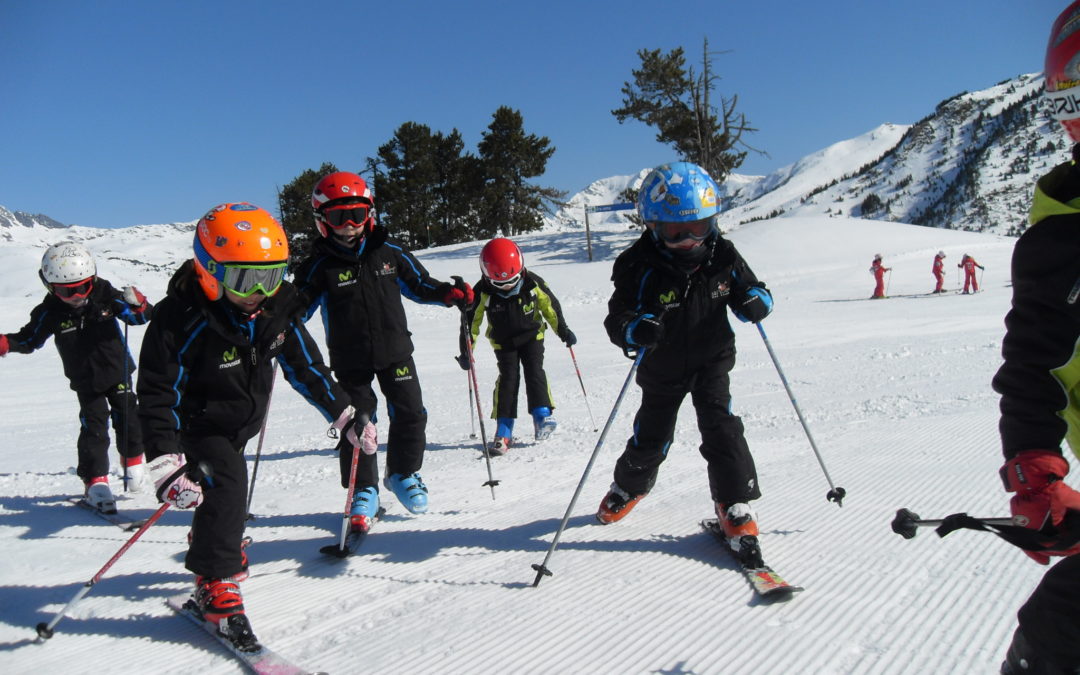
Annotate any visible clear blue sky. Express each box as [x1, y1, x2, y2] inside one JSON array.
[[0, 0, 1060, 229]]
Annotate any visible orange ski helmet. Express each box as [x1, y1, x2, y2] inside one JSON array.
[[193, 203, 289, 300], [311, 171, 374, 238], [1046, 1, 1080, 141]]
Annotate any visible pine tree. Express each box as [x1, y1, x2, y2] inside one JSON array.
[[277, 162, 338, 271], [476, 106, 565, 238], [376, 122, 441, 249]]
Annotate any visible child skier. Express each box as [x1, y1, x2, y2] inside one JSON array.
[[596, 161, 773, 559], [958, 253, 984, 294], [294, 171, 473, 522], [993, 5, 1080, 671], [932, 251, 946, 294], [139, 203, 365, 648], [0, 241, 153, 512], [870, 253, 891, 299], [457, 237, 576, 455]]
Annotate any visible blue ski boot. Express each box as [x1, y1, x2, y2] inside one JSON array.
[[532, 407, 557, 441], [490, 417, 514, 456], [383, 472, 428, 514], [349, 486, 380, 533]]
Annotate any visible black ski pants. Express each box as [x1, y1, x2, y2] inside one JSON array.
[[183, 434, 247, 579], [492, 339, 553, 419], [75, 382, 144, 483], [1015, 553, 1080, 670], [613, 355, 760, 504], [336, 357, 427, 489]]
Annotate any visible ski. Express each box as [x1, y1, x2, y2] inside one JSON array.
[[68, 497, 147, 532], [167, 594, 320, 674], [700, 519, 803, 599], [320, 506, 386, 558]]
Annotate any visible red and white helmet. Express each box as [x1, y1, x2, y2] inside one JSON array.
[[1046, 1, 1080, 141], [311, 171, 375, 238], [480, 238, 524, 289]]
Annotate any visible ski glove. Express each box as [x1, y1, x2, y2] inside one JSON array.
[[625, 314, 663, 348], [455, 353, 471, 371], [561, 329, 577, 347], [443, 276, 475, 309], [731, 284, 773, 324], [1001, 450, 1080, 564], [0, 335, 8, 357], [332, 406, 378, 455], [122, 285, 148, 311], [148, 453, 204, 509]]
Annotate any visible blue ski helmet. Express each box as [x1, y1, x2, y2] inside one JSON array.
[[637, 161, 721, 224]]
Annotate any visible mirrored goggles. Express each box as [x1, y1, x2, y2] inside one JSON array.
[[321, 203, 371, 230], [489, 273, 521, 290], [220, 263, 288, 298], [654, 216, 715, 244], [52, 277, 94, 300]]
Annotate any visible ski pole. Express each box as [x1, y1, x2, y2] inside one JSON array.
[[756, 323, 846, 506], [568, 346, 598, 432], [453, 297, 499, 498], [531, 348, 645, 587], [245, 361, 278, 520], [35, 501, 171, 641], [891, 508, 1011, 539], [327, 434, 362, 557], [122, 323, 130, 492], [467, 373, 477, 439]]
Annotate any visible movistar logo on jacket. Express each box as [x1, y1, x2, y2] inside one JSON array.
[[59, 320, 76, 333], [220, 347, 242, 370], [337, 270, 358, 287], [394, 365, 412, 381], [659, 290, 678, 304]]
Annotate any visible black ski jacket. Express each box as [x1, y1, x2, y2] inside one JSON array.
[[293, 227, 454, 372], [463, 271, 571, 351], [137, 261, 350, 458], [993, 159, 1080, 462], [604, 232, 770, 391], [5, 277, 152, 393]]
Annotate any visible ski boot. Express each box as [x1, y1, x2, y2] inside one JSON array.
[[193, 576, 260, 651], [489, 437, 511, 456], [349, 486, 380, 533], [85, 477, 117, 514], [596, 483, 646, 524], [532, 407, 557, 440], [123, 455, 152, 493], [384, 472, 428, 514], [717, 502, 763, 567]]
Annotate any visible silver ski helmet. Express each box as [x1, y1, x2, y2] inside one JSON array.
[[40, 241, 95, 285]]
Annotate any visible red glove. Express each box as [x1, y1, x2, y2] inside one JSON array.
[[122, 286, 148, 312], [443, 279, 474, 308], [0, 335, 8, 357], [1001, 450, 1080, 564]]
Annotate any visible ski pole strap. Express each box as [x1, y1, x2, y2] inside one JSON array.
[[935, 511, 1080, 553]]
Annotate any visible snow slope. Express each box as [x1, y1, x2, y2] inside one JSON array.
[[0, 215, 1052, 674]]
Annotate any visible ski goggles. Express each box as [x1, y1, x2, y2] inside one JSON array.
[[489, 272, 521, 290], [217, 262, 288, 298], [51, 277, 94, 300], [653, 216, 716, 244], [320, 203, 372, 230]]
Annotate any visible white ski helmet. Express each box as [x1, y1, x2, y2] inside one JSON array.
[[40, 241, 96, 284]]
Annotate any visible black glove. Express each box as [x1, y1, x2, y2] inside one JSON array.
[[731, 284, 773, 324], [455, 353, 471, 370], [626, 314, 663, 347], [561, 329, 577, 347]]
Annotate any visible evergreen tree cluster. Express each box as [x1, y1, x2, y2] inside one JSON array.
[[277, 106, 565, 259]]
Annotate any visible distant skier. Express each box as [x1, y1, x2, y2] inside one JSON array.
[[932, 251, 947, 294], [870, 254, 891, 299], [958, 254, 984, 294], [596, 161, 773, 559], [0, 242, 153, 512], [457, 237, 576, 455], [993, 4, 1080, 672], [139, 203, 363, 649], [293, 171, 473, 522]]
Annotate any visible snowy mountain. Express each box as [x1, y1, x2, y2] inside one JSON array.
[[0, 205, 67, 233], [0, 205, 1056, 673], [555, 73, 1059, 238]]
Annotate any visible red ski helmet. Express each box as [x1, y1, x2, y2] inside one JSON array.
[[480, 238, 524, 288], [311, 171, 375, 238], [1046, 1, 1080, 141]]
